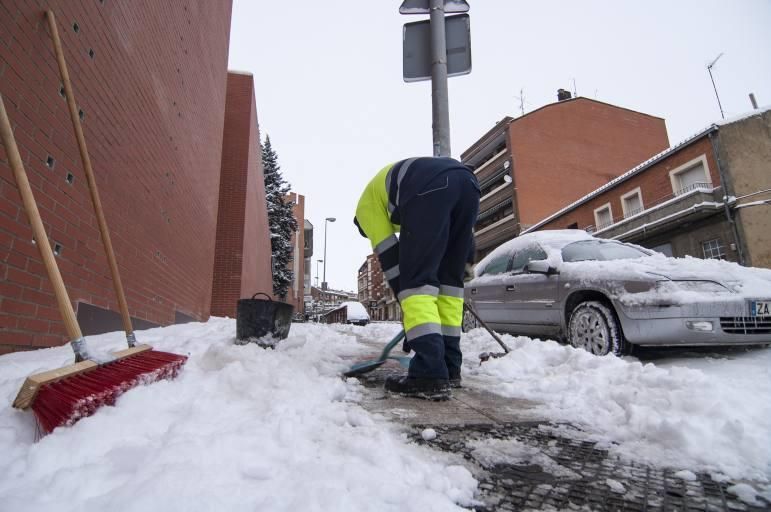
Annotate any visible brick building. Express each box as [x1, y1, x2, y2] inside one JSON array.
[[526, 108, 771, 268], [210, 72, 272, 318], [307, 285, 355, 320], [357, 254, 401, 321], [282, 192, 307, 316], [0, 1, 275, 353], [461, 93, 670, 261], [302, 219, 313, 302]]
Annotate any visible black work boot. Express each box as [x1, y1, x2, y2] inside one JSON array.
[[449, 373, 462, 389], [384, 375, 450, 401]]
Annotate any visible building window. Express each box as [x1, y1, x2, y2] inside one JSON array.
[[621, 187, 644, 218], [593, 203, 613, 230], [669, 155, 712, 196], [702, 238, 726, 260]]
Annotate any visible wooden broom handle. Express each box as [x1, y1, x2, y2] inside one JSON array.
[[46, 11, 133, 336], [0, 95, 83, 341]]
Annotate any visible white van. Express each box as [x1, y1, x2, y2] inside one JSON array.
[[342, 301, 370, 326]]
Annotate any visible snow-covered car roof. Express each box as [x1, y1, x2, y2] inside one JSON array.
[[472, 230, 771, 301], [342, 301, 370, 321], [475, 230, 592, 277]]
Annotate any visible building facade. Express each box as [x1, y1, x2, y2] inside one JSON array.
[[211, 72, 272, 318], [527, 108, 771, 267], [303, 219, 313, 299], [307, 286, 355, 320], [461, 94, 670, 261], [357, 254, 401, 321], [0, 1, 276, 353], [282, 192, 306, 316]]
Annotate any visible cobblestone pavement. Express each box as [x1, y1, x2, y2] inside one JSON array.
[[350, 358, 770, 512]]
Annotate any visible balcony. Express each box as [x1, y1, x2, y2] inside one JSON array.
[[303, 220, 313, 258], [474, 150, 509, 184], [586, 185, 723, 242], [475, 212, 519, 252], [479, 184, 513, 215]]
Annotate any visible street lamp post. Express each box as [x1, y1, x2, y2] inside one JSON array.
[[315, 259, 323, 287], [323, 217, 336, 290]]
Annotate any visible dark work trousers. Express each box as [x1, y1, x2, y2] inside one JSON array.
[[398, 168, 480, 379]]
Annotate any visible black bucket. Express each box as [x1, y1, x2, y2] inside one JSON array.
[[236, 293, 294, 347]]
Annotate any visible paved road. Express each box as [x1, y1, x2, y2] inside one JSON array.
[[348, 340, 770, 511]]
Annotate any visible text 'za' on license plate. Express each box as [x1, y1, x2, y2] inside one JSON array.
[[751, 301, 771, 317]]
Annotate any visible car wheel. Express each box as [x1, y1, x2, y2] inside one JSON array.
[[462, 307, 480, 333], [568, 301, 629, 356]]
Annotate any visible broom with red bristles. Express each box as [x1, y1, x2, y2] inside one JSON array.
[[2, 93, 185, 434], [2, 11, 187, 434]]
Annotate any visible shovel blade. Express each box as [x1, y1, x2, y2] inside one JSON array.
[[479, 351, 509, 363], [343, 359, 386, 377]]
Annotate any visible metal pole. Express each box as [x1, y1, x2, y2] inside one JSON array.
[[322, 218, 335, 289], [707, 53, 725, 120], [323, 220, 328, 289], [708, 67, 725, 120], [430, 0, 451, 157]]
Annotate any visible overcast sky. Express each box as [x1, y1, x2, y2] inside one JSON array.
[[228, 0, 771, 292]]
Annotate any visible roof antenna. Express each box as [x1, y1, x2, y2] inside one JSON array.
[[707, 53, 725, 119], [572, 78, 577, 97]]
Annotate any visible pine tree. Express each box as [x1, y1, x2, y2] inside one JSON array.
[[262, 135, 298, 299]]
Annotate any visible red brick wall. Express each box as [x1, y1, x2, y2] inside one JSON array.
[[539, 137, 720, 230], [210, 72, 272, 317], [511, 98, 670, 226], [0, 1, 233, 353], [283, 192, 305, 314]]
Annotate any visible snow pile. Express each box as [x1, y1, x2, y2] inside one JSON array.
[[462, 328, 771, 482], [0, 319, 476, 511]]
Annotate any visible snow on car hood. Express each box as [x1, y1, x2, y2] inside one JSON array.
[[563, 254, 771, 302]]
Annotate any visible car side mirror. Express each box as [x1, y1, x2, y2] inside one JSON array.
[[526, 260, 558, 275]]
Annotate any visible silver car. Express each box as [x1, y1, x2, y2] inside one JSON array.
[[463, 230, 771, 356]]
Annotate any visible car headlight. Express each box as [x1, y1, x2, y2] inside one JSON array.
[[655, 280, 730, 293]]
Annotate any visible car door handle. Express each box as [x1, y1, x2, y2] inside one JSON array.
[[506, 285, 516, 292], [470, 288, 477, 295]]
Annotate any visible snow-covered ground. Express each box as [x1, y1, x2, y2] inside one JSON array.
[[1, 318, 769, 510], [463, 327, 771, 501], [0, 319, 475, 512]]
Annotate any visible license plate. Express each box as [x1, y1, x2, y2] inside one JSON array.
[[751, 301, 771, 317]]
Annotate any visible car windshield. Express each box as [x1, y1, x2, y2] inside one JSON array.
[[561, 240, 650, 262]]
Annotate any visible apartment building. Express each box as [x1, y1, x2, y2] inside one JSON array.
[[461, 92, 670, 261], [527, 108, 771, 268], [357, 254, 401, 321]]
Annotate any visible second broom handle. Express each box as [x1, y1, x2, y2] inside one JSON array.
[[0, 95, 83, 341], [46, 11, 133, 336]]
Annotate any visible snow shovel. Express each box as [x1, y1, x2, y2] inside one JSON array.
[[463, 303, 512, 362], [343, 330, 412, 377]]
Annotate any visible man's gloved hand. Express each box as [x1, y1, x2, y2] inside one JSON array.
[[401, 339, 412, 354], [463, 263, 475, 281]]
